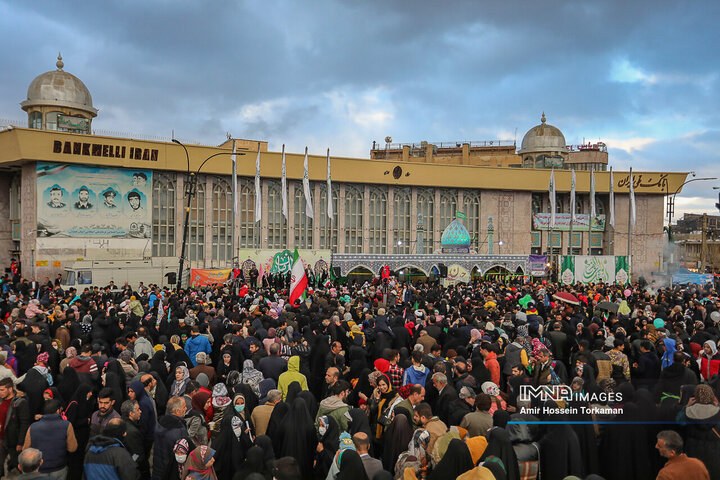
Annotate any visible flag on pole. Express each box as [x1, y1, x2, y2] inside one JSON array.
[[326, 148, 333, 220], [629, 168, 636, 227], [231, 140, 238, 217], [456, 210, 466, 220], [609, 167, 615, 227], [281, 144, 288, 220], [570, 169, 576, 222], [549, 168, 556, 227], [590, 169, 596, 218], [303, 147, 314, 219], [254, 142, 262, 223], [289, 246, 308, 304]]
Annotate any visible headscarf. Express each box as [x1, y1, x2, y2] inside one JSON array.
[[241, 359, 264, 397], [427, 438, 473, 480], [171, 365, 191, 396], [173, 439, 190, 478], [182, 445, 217, 480], [408, 429, 430, 458], [704, 340, 717, 356], [661, 338, 676, 369], [212, 383, 231, 408], [466, 435, 489, 464], [694, 384, 716, 405], [336, 449, 369, 480]]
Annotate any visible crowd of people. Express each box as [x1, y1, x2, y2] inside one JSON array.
[[0, 269, 718, 480]]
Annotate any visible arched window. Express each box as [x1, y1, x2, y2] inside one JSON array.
[[188, 179, 205, 263], [596, 197, 606, 216], [212, 179, 233, 265], [417, 188, 435, 248], [368, 187, 387, 253], [531, 193, 542, 216], [294, 181, 313, 249], [393, 187, 411, 253], [462, 190, 481, 251], [29, 112, 42, 129], [319, 184, 338, 251], [267, 180, 286, 249], [152, 173, 176, 257], [439, 189, 457, 231], [238, 178, 255, 248], [344, 185, 363, 253], [535, 155, 546, 169], [523, 156, 534, 168]]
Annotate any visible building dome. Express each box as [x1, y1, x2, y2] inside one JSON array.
[[21, 54, 97, 117], [441, 219, 471, 247], [518, 113, 567, 155]]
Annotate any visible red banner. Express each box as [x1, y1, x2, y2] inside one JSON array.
[[190, 268, 232, 286]]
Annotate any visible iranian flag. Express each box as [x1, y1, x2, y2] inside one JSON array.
[[289, 247, 307, 304]]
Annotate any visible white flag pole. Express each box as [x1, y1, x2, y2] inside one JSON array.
[[281, 144, 288, 220], [303, 147, 314, 219]]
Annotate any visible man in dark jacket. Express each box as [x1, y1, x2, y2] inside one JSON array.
[[0, 377, 30, 476], [22, 400, 77, 478], [257, 344, 288, 382], [84, 419, 138, 480], [152, 397, 190, 480], [121, 400, 147, 479], [632, 340, 661, 389]]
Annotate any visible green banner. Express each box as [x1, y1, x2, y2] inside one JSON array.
[[456, 210, 466, 220], [560, 256, 575, 284], [560, 255, 630, 285]]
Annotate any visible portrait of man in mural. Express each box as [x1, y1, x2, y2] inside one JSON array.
[[132, 172, 147, 187], [102, 189, 118, 208], [127, 191, 144, 215], [74, 186, 93, 209], [47, 185, 66, 208]]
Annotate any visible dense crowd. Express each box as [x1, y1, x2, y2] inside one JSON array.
[[0, 270, 718, 480]]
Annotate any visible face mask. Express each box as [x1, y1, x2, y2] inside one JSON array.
[[235, 404, 245, 413], [318, 426, 327, 436], [175, 454, 187, 463]]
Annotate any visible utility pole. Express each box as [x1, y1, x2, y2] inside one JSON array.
[[701, 213, 708, 272]]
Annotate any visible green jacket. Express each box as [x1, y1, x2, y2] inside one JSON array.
[[316, 396, 350, 432], [278, 356, 308, 400]]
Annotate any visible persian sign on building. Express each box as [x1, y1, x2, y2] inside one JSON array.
[[533, 213, 605, 231], [237, 249, 332, 278], [37, 162, 152, 238], [560, 255, 629, 285]]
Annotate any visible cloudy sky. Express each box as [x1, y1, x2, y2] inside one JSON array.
[[1, 1, 719, 216]]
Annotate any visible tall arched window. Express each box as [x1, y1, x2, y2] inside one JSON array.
[[29, 112, 42, 129], [239, 178, 255, 248], [462, 190, 481, 251], [417, 188, 435, 248], [267, 180, 286, 249], [212, 179, 233, 265], [368, 187, 387, 253], [152, 173, 176, 257], [344, 185, 363, 253], [439, 189, 457, 230], [393, 187, 411, 253], [294, 181, 313, 249], [188, 179, 205, 263], [319, 184, 338, 251]]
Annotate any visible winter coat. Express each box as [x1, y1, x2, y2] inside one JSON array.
[[315, 396, 350, 432], [83, 435, 139, 480], [278, 356, 308, 400], [184, 335, 212, 367], [151, 414, 189, 480]]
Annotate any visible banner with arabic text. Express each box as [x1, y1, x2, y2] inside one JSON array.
[[191, 268, 232, 286], [560, 255, 629, 285], [237, 249, 332, 279], [533, 213, 605, 231]]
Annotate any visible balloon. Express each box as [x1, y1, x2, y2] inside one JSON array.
[[624, 289, 632, 298], [653, 318, 665, 329], [518, 294, 533, 308], [711, 311, 720, 323]]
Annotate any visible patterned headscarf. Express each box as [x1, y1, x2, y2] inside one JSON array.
[[694, 384, 716, 405]]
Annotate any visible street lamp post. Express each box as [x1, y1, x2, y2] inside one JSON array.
[[172, 139, 245, 291], [498, 240, 504, 255]]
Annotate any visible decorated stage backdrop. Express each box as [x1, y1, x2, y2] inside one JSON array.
[[560, 255, 629, 285], [237, 249, 332, 280], [37, 162, 152, 238]]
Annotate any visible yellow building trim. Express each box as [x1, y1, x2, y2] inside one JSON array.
[[0, 127, 688, 193]]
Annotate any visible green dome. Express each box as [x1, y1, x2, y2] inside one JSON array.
[[441, 219, 471, 247]]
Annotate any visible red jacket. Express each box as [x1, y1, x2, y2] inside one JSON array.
[[485, 352, 501, 386], [700, 354, 720, 381]]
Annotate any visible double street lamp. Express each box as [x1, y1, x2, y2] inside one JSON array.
[[172, 139, 245, 291]]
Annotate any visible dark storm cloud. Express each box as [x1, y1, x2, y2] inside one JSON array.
[[1, 0, 719, 211]]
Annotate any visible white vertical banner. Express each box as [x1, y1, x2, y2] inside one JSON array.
[[629, 167, 636, 226], [231, 140, 238, 216], [254, 142, 262, 223], [609, 167, 615, 227], [549, 168, 556, 227], [281, 144, 288, 220], [326, 148, 333, 220], [590, 169, 596, 218], [570, 169, 576, 222], [303, 147, 314, 219]]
